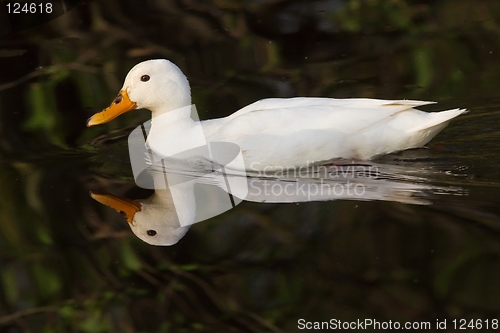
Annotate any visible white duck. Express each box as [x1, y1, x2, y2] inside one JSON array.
[[87, 59, 466, 170]]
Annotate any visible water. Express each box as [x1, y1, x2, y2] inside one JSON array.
[[1, 0, 500, 332]]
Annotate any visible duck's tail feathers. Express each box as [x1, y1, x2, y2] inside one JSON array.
[[409, 108, 467, 132], [384, 100, 437, 108]]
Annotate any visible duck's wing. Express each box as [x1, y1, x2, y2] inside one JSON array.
[[201, 98, 434, 137], [227, 97, 435, 119], [213, 98, 441, 138]]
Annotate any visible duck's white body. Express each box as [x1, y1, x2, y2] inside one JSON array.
[[196, 97, 463, 169], [88, 59, 465, 171]]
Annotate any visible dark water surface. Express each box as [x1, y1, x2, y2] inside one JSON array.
[[1, 0, 500, 332]]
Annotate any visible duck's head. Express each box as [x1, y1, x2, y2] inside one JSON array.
[[90, 192, 189, 246], [87, 59, 191, 126]]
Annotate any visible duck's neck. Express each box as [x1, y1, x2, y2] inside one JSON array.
[[151, 102, 193, 123], [149, 181, 196, 228], [150, 94, 191, 120], [147, 102, 207, 159]]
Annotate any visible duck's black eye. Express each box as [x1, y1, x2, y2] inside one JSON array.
[[141, 75, 150, 82], [147, 230, 157, 236]]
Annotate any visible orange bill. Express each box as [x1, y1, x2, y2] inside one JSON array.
[[87, 89, 137, 127], [90, 191, 142, 225]]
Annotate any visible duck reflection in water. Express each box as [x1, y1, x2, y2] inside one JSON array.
[[90, 147, 463, 246]]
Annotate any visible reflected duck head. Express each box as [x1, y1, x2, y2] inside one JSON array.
[[90, 191, 189, 246]]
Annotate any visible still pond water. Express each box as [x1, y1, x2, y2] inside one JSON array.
[[1, 0, 500, 332]]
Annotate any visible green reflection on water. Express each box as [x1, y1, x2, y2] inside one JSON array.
[[0, 0, 500, 332]]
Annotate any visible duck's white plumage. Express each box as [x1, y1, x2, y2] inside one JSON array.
[[89, 59, 466, 170], [202, 97, 464, 168]]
